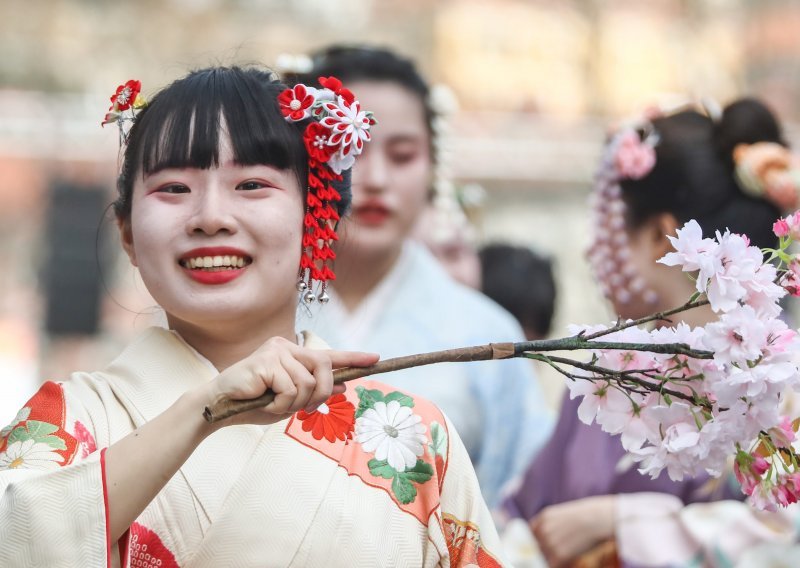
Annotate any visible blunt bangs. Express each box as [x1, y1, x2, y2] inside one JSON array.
[[128, 67, 307, 181]]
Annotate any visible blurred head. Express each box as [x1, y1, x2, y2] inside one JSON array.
[[589, 98, 785, 319], [479, 244, 557, 340], [113, 66, 353, 332], [302, 45, 435, 262]]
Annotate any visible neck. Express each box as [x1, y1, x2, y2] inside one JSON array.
[[167, 314, 297, 371], [668, 300, 717, 329], [332, 243, 404, 312], [654, 275, 717, 329]]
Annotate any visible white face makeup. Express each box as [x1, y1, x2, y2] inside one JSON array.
[[339, 81, 433, 261], [121, 134, 305, 334]]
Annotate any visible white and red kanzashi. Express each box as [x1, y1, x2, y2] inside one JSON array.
[[278, 76, 376, 304]]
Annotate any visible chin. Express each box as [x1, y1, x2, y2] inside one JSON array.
[[341, 229, 404, 259]]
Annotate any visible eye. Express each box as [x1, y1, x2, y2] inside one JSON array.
[[236, 180, 270, 191], [388, 150, 419, 165], [156, 183, 190, 194]]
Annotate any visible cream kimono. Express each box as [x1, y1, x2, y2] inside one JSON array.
[[0, 328, 506, 567]]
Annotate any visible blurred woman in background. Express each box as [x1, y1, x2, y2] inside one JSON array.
[[297, 45, 554, 506], [504, 98, 798, 567]]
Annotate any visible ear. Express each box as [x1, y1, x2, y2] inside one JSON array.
[[646, 212, 680, 261], [117, 217, 138, 267]]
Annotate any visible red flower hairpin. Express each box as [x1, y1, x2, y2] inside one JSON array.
[[101, 79, 147, 145], [279, 76, 376, 304]]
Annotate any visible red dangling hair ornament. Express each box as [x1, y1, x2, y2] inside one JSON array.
[[278, 76, 376, 304]]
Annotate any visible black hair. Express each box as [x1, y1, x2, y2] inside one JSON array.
[[620, 98, 786, 250], [300, 45, 435, 151], [114, 65, 352, 220], [479, 244, 557, 339]]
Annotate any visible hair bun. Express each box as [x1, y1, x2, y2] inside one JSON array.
[[714, 98, 786, 166]]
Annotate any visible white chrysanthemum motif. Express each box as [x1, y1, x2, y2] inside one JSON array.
[[320, 97, 372, 173], [0, 439, 63, 471], [356, 400, 427, 472]]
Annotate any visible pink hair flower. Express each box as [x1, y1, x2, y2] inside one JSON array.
[[615, 130, 657, 180]]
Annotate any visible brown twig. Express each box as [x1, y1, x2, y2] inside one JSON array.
[[581, 298, 711, 341], [203, 342, 516, 422], [203, 337, 712, 423]]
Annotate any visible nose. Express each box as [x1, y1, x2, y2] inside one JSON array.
[[353, 149, 388, 195], [186, 184, 237, 236]]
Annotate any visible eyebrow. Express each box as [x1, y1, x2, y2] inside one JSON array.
[[385, 133, 425, 144]]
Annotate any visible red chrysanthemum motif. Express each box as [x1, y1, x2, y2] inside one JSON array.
[[278, 84, 315, 121], [110, 80, 141, 112], [72, 421, 97, 459], [304, 122, 336, 162], [318, 76, 355, 105], [296, 394, 355, 442]]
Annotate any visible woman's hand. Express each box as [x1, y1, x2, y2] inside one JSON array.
[[205, 336, 379, 429], [529, 495, 616, 568]]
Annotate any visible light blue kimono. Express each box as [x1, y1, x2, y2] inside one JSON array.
[[298, 242, 553, 506]]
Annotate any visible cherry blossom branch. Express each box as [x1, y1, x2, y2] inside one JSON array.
[[525, 353, 711, 409], [203, 338, 712, 422], [512, 337, 713, 359], [582, 297, 711, 341]]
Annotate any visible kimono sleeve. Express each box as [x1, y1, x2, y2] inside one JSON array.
[[433, 415, 509, 567], [616, 492, 799, 566], [0, 381, 111, 567]]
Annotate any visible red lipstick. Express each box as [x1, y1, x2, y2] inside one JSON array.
[[178, 246, 252, 285], [353, 200, 391, 226]]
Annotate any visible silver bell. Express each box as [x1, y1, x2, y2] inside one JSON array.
[[296, 280, 308, 292], [302, 289, 316, 304], [319, 291, 330, 304]]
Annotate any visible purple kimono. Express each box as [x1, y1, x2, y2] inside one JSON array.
[[504, 393, 744, 520]]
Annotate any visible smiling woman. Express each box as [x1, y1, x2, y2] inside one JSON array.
[[0, 66, 506, 567]]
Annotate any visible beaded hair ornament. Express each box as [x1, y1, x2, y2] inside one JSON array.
[[101, 76, 375, 306], [587, 119, 660, 306]]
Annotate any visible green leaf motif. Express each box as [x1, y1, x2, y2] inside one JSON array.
[[367, 458, 397, 480], [25, 420, 58, 439], [391, 475, 417, 504], [383, 391, 414, 408], [7, 420, 66, 451], [0, 407, 31, 440], [400, 460, 433, 484], [428, 421, 448, 459], [355, 387, 385, 419], [367, 458, 433, 504]]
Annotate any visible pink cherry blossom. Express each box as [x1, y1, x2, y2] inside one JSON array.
[[659, 220, 718, 276], [703, 305, 769, 367], [769, 416, 796, 449], [774, 218, 790, 237], [782, 260, 800, 297]]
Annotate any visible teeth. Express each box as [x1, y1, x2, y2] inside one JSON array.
[[181, 255, 250, 269]]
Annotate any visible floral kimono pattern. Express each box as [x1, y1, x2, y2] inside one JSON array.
[[0, 327, 506, 567]]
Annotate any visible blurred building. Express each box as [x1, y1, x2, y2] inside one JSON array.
[[1, 0, 799, 418]]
